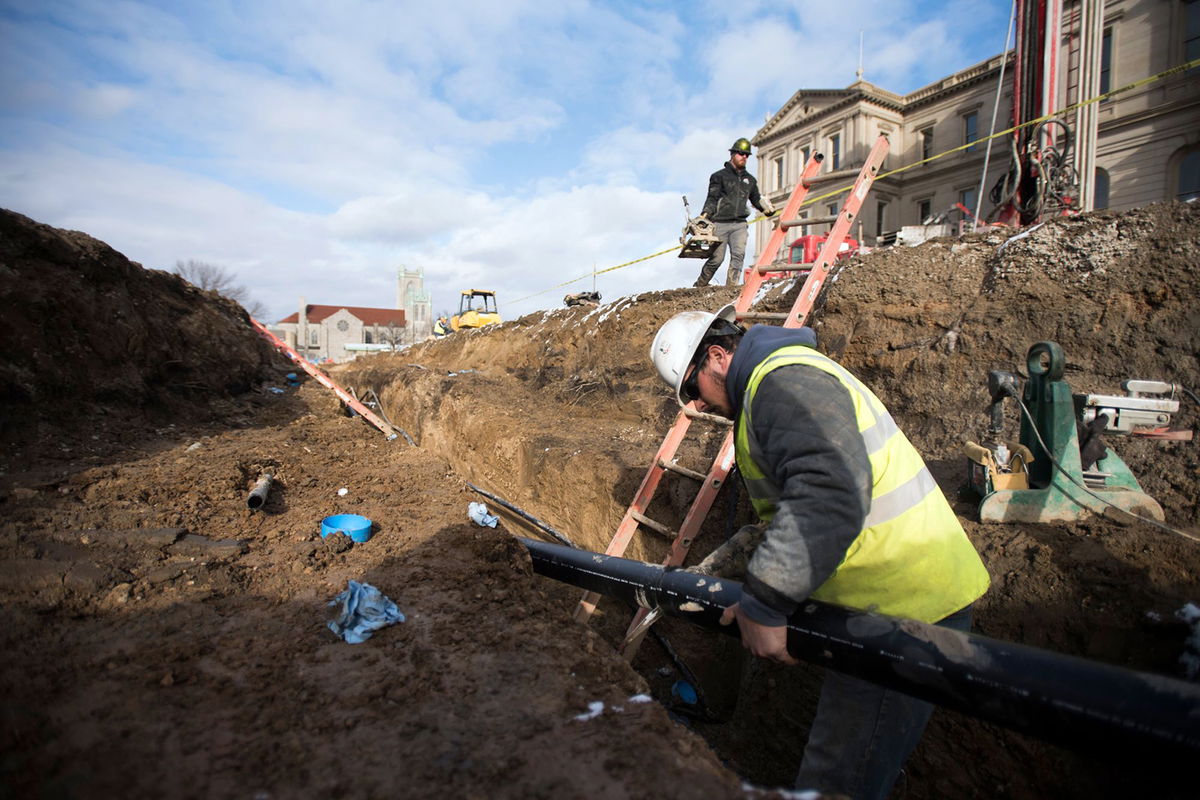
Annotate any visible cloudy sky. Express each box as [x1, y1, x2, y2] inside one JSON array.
[[0, 0, 1011, 323]]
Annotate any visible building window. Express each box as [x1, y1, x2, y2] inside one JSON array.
[[801, 146, 811, 167], [958, 187, 978, 215], [364, 331, 374, 344], [918, 198, 933, 223], [829, 133, 841, 170], [920, 127, 934, 160], [1178, 148, 1200, 201], [1094, 168, 1110, 209], [827, 203, 839, 218], [875, 201, 888, 238], [1100, 28, 1113, 95], [773, 156, 784, 190], [963, 112, 978, 151], [308, 328, 319, 346]]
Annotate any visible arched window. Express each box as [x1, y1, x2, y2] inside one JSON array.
[[1094, 168, 1110, 210], [1178, 148, 1200, 202]]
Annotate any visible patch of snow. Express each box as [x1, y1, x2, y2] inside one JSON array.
[[573, 700, 605, 721]]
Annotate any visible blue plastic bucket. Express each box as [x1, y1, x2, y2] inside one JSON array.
[[320, 514, 373, 543]]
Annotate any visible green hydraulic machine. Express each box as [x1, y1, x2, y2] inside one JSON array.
[[965, 341, 1185, 524]]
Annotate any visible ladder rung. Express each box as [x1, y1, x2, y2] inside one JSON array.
[[738, 311, 790, 321], [658, 459, 707, 481], [781, 214, 839, 230], [629, 510, 676, 539], [755, 263, 812, 275], [801, 166, 865, 185], [682, 407, 734, 426]]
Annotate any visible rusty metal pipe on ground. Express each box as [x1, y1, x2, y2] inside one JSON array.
[[246, 473, 274, 511], [519, 537, 1200, 762]]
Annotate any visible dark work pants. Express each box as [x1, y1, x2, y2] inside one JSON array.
[[794, 605, 974, 800]]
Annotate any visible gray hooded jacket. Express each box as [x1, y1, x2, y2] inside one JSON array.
[[723, 325, 873, 626]]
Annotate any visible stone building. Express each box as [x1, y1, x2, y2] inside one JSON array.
[[272, 266, 433, 362], [751, 0, 1200, 257], [274, 302, 406, 363]]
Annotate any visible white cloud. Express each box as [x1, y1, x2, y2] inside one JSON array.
[[329, 187, 497, 242], [71, 83, 138, 119]]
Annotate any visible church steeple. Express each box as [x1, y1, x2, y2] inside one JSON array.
[[396, 265, 433, 341]]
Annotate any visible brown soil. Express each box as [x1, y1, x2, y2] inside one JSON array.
[[1, 203, 1197, 799]]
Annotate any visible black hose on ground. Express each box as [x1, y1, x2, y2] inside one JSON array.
[[466, 482, 575, 548]]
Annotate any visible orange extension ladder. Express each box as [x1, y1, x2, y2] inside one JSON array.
[[574, 135, 891, 654], [249, 317, 400, 441]]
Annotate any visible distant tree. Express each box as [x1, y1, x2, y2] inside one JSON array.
[[174, 259, 268, 319], [378, 323, 406, 349]]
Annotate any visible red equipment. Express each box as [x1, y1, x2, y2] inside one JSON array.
[[755, 233, 860, 281], [789, 233, 859, 266], [992, 0, 1078, 225]]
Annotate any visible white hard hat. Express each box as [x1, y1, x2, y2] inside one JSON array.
[[650, 304, 738, 406]]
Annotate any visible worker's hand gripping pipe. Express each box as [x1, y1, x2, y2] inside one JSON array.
[[519, 538, 1200, 763]]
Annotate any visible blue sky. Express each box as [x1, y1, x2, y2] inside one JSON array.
[[0, 0, 1012, 323]]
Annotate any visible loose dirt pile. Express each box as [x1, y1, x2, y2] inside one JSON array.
[[1, 203, 1197, 799], [0, 210, 280, 455]]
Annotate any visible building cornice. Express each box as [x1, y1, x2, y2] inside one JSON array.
[[903, 53, 1010, 110], [756, 87, 904, 147], [756, 53, 1011, 148]]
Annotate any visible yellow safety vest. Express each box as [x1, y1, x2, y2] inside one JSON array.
[[735, 345, 989, 622]]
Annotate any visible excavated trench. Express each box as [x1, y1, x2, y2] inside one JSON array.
[[2, 204, 1198, 798], [332, 201, 1200, 797]]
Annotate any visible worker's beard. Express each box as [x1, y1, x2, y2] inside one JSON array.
[[705, 370, 734, 419]]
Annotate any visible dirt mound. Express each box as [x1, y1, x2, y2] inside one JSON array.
[[809, 202, 1200, 523], [1, 204, 1198, 798], [0, 208, 283, 462]]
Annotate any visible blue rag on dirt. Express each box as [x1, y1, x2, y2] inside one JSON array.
[[327, 580, 405, 644]]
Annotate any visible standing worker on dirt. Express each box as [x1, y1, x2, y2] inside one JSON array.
[[650, 305, 991, 800], [693, 138, 776, 288]]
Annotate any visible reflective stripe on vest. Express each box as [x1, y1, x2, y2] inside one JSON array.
[[734, 345, 990, 622], [740, 348, 934, 527]]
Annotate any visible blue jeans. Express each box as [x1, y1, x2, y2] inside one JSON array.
[[794, 605, 974, 800], [694, 221, 748, 286]]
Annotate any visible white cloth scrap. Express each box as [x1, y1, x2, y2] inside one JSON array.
[[468, 502, 499, 528]]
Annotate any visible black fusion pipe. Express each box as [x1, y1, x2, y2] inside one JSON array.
[[520, 537, 1200, 762]]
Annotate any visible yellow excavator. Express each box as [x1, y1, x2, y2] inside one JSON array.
[[450, 289, 502, 331]]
